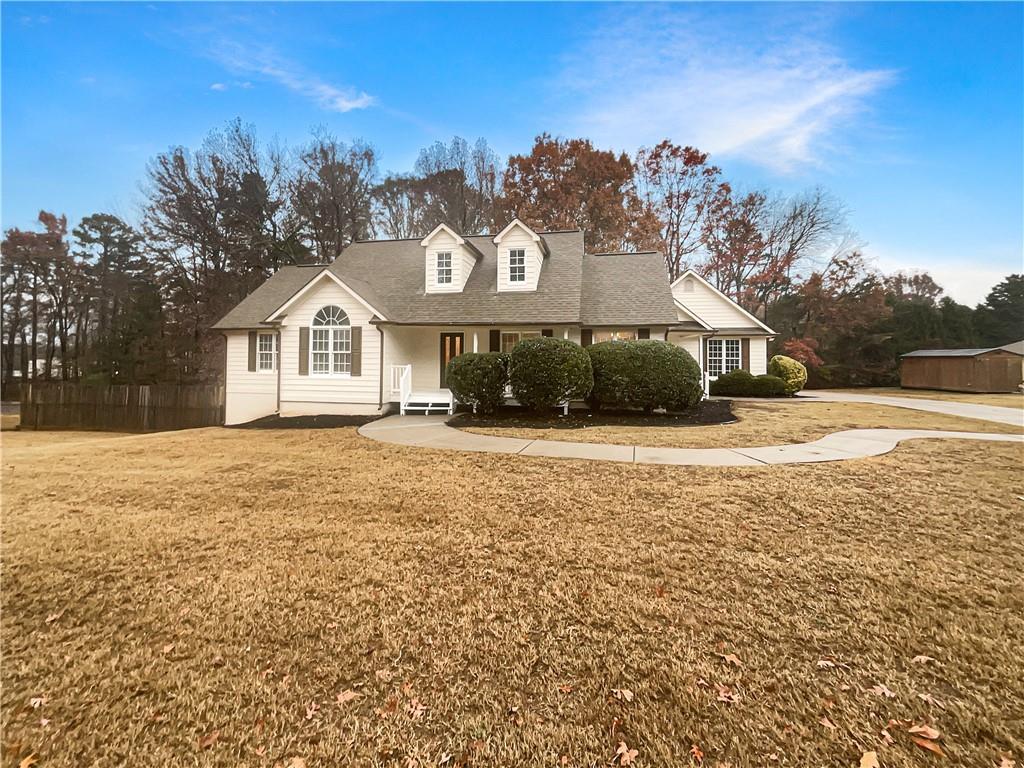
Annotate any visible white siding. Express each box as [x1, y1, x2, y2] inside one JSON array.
[[748, 337, 767, 375], [672, 276, 758, 328], [278, 277, 382, 414], [424, 230, 476, 293], [495, 224, 543, 292], [668, 332, 702, 365], [224, 330, 278, 425]]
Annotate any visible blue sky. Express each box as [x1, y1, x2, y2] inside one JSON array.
[[2, 2, 1021, 304]]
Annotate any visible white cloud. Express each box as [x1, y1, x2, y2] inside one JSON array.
[[556, 6, 895, 173], [209, 82, 228, 92], [871, 246, 1011, 306], [210, 41, 372, 113]]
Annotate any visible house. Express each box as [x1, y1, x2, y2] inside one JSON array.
[[900, 345, 1024, 393], [212, 220, 776, 424]]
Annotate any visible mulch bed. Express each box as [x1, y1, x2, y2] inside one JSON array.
[[233, 413, 380, 429], [448, 399, 735, 430]]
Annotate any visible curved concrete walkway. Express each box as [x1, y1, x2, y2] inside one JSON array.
[[359, 413, 1022, 467]]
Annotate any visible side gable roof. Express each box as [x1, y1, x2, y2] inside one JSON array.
[[671, 269, 776, 335], [580, 252, 678, 326], [211, 266, 320, 330]]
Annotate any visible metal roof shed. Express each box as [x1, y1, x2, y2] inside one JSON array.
[[900, 346, 1024, 393]]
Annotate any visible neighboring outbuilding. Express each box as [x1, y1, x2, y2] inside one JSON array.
[[900, 345, 1024, 393]]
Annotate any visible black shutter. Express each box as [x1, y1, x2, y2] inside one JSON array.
[[581, 329, 593, 347], [350, 326, 362, 376], [248, 331, 257, 371], [637, 328, 650, 340], [299, 327, 309, 375], [541, 328, 553, 337], [489, 329, 501, 352]]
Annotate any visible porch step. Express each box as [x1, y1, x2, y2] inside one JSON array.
[[401, 390, 453, 416]]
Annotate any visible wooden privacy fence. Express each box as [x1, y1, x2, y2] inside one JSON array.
[[19, 383, 225, 431]]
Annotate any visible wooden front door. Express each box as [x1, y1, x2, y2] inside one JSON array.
[[439, 332, 464, 387]]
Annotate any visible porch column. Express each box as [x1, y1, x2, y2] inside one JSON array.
[[472, 332, 478, 353], [563, 328, 569, 340]]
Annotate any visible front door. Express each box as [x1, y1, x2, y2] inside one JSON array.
[[439, 332, 464, 387]]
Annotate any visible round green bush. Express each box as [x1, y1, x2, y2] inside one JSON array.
[[445, 352, 508, 414], [507, 337, 593, 412], [768, 354, 808, 395], [587, 340, 702, 412], [709, 369, 787, 397]]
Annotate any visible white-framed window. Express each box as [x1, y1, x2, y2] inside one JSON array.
[[500, 329, 541, 353], [257, 332, 278, 372], [311, 305, 351, 375], [436, 251, 452, 284], [509, 248, 526, 282], [593, 329, 638, 343], [707, 338, 742, 377]]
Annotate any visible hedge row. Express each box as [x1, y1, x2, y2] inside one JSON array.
[[709, 370, 787, 397], [446, 338, 703, 414]]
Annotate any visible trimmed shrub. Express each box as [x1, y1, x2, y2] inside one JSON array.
[[508, 337, 593, 412], [445, 352, 508, 414], [767, 354, 808, 395], [587, 340, 703, 412], [709, 369, 787, 397]]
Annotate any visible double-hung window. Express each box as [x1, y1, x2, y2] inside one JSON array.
[[707, 338, 742, 377], [500, 330, 541, 353], [436, 251, 452, 285], [509, 249, 526, 283], [257, 332, 278, 372], [311, 305, 351, 375]]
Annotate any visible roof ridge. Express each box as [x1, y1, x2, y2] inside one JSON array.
[[587, 250, 661, 256], [354, 228, 583, 244]]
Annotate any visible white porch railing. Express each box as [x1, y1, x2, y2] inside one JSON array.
[[397, 364, 412, 415], [390, 364, 407, 396]]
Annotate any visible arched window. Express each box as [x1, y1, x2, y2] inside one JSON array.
[[311, 305, 351, 375]]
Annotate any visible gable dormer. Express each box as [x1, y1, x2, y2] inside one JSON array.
[[493, 219, 548, 292], [421, 223, 481, 294]]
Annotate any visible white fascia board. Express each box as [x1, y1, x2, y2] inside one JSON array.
[[263, 269, 389, 323], [670, 268, 776, 334]]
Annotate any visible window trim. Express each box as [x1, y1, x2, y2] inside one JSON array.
[[500, 329, 541, 353], [309, 305, 353, 377], [256, 331, 278, 373], [436, 251, 453, 285], [592, 329, 638, 343], [508, 248, 526, 283]]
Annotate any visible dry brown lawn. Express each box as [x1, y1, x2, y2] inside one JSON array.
[[2, 425, 1023, 767], [832, 387, 1024, 409], [459, 401, 1021, 449]]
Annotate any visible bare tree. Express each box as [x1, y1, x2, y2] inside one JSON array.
[[414, 137, 501, 234], [373, 174, 428, 239]]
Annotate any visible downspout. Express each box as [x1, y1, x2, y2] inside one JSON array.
[[276, 328, 282, 414]]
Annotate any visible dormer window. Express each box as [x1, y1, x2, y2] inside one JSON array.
[[509, 249, 526, 282], [436, 251, 452, 284]]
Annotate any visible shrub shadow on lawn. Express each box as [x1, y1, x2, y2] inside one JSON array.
[[449, 399, 736, 431]]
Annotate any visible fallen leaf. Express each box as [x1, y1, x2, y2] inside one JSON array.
[[407, 699, 426, 720], [880, 728, 895, 745], [611, 688, 634, 703], [285, 759, 307, 768], [909, 724, 941, 740], [400, 681, 414, 697], [912, 736, 945, 756], [613, 741, 639, 766], [819, 716, 837, 730], [870, 684, 896, 699], [654, 583, 669, 598], [918, 692, 945, 708], [860, 752, 880, 768], [558, 684, 573, 694], [336, 689, 361, 705], [19, 755, 38, 768], [28, 697, 46, 709], [690, 743, 704, 764], [716, 684, 740, 704], [996, 756, 1015, 768], [817, 659, 836, 669], [162, 643, 175, 655], [198, 729, 220, 750], [718, 653, 743, 667], [305, 701, 320, 720], [912, 655, 937, 665], [45, 610, 64, 624]]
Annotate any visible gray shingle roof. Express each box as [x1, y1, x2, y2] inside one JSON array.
[[580, 252, 678, 326], [213, 230, 678, 329], [901, 347, 1024, 358]]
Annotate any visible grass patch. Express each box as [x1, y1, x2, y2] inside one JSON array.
[[457, 400, 1021, 449], [2, 426, 1022, 766], [828, 387, 1024, 408]]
